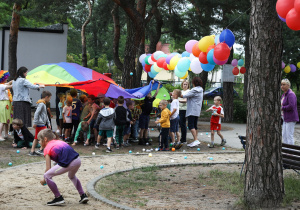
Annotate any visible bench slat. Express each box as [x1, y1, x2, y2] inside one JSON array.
[[282, 143, 300, 150], [282, 158, 300, 168], [283, 163, 300, 171], [282, 153, 300, 162], [282, 148, 300, 157]]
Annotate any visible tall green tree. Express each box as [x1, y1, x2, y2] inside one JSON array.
[[245, 0, 284, 207]]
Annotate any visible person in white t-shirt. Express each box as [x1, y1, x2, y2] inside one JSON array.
[[170, 89, 182, 149], [63, 96, 73, 142], [178, 80, 190, 144]]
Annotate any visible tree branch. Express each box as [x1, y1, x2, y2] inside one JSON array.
[[111, 3, 123, 71]]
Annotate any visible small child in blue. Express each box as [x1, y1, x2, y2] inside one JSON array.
[[38, 129, 88, 206]]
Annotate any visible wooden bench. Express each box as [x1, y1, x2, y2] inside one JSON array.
[[239, 136, 300, 176]]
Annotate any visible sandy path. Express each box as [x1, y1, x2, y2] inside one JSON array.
[[0, 152, 244, 210]]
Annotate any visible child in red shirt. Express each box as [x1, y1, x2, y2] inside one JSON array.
[[206, 96, 226, 148]]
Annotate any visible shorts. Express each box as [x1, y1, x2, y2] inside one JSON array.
[[123, 125, 131, 135], [139, 114, 150, 129], [211, 123, 221, 131], [187, 116, 198, 130], [170, 116, 179, 132], [63, 123, 72, 129], [99, 130, 114, 138], [35, 125, 47, 139], [90, 119, 97, 129]]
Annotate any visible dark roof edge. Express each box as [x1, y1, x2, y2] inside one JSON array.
[[1, 23, 68, 34]]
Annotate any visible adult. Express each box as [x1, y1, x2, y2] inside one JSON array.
[[178, 80, 190, 144], [0, 71, 13, 140], [12, 66, 44, 127], [281, 79, 299, 145], [182, 77, 203, 147]]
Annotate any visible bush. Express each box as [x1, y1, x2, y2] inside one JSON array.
[[233, 100, 247, 123], [164, 83, 182, 93]]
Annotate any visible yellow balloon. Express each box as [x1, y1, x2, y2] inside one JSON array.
[[167, 64, 172, 70], [169, 55, 180, 70], [180, 71, 188, 79], [153, 63, 162, 72], [198, 36, 215, 52], [284, 66, 291, 73], [210, 34, 216, 38], [297, 62, 300, 68], [188, 66, 191, 71]]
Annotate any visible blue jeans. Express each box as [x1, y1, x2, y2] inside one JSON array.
[[132, 120, 139, 138]]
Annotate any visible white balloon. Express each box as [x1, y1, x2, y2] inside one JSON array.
[[148, 56, 155, 64], [190, 58, 203, 74], [153, 51, 165, 60], [189, 53, 196, 62], [139, 54, 147, 63]]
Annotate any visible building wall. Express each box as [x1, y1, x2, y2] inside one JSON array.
[[0, 24, 68, 108]]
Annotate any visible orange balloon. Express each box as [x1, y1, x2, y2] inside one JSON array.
[[207, 44, 216, 53], [192, 42, 202, 57], [172, 148, 175, 151], [232, 67, 239, 75]]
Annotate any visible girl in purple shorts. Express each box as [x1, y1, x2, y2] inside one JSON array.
[[38, 129, 88, 206]]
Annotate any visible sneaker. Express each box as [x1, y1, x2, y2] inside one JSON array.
[[47, 195, 65, 206], [106, 148, 113, 153], [209, 144, 215, 148], [28, 151, 39, 156], [176, 142, 183, 149], [132, 138, 139, 143], [221, 139, 227, 146], [116, 145, 120, 150], [36, 149, 44, 155], [188, 140, 200, 147], [79, 193, 89, 204], [95, 143, 100, 149]]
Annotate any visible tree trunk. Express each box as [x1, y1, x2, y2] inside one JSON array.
[[8, 3, 21, 80], [200, 71, 208, 91], [243, 32, 250, 103], [111, 3, 123, 71], [81, 0, 93, 67], [244, 0, 284, 208], [223, 82, 233, 122]]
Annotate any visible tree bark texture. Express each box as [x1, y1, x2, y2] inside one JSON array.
[[81, 0, 93, 67], [244, 0, 284, 208], [243, 32, 250, 103], [223, 82, 233, 122], [8, 3, 21, 80]]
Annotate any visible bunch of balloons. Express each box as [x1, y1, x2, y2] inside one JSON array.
[[276, 0, 300, 31], [231, 59, 246, 75], [139, 29, 236, 79], [282, 61, 299, 73]]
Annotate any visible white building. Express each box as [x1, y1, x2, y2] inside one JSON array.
[[0, 23, 68, 108]]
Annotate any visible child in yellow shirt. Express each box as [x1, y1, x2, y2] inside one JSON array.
[[155, 100, 171, 151]]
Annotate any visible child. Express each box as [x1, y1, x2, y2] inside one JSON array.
[[206, 96, 226, 148], [63, 96, 73, 143], [131, 100, 142, 142], [95, 97, 115, 152], [57, 93, 65, 137], [73, 121, 91, 146], [155, 100, 171, 151], [38, 129, 88, 206], [123, 100, 134, 146], [170, 89, 182, 149], [12, 118, 34, 149], [114, 96, 128, 149], [29, 91, 52, 156], [139, 81, 161, 145], [85, 95, 100, 145], [70, 89, 82, 143]]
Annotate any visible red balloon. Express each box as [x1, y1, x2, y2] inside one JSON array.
[[295, 0, 300, 14], [240, 67, 246, 74], [207, 44, 215, 53], [232, 67, 239, 75], [214, 43, 230, 61], [286, 8, 300, 31], [199, 52, 208, 64], [151, 54, 157, 62], [276, 0, 294, 19], [163, 62, 169, 70], [145, 64, 152, 72], [192, 42, 202, 57], [157, 57, 166, 68]]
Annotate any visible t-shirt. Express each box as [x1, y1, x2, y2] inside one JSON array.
[[0, 84, 9, 101], [80, 103, 90, 121], [89, 103, 100, 119], [178, 89, 190, 110], [210, 105, 224, 124], [170, 99, 179, 120], [16, 129, 24, 140], [44, 140, 79, 167], [72, 98, 82, 120], [58, 102, 63, 119], [63, 106, 72, 123], [142, 97, 155, 115]]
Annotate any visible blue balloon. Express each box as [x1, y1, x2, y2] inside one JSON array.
[[214, 34, 220, 45], [181, 51, 190, 57], [238, 59, 244, 66], [148, 71, 157, 78], [177, 58, 191, 72], [201, 63, 215, 72], [175, 66, 187, 78], [141, 60, 146, 67], [150, 65, 158, 74], [219, 29, 235, 48], [207, 49, 216, 65]]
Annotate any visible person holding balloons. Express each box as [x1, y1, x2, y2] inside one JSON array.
[[281, 79, 299, 145], [181, 77, 204, 147]]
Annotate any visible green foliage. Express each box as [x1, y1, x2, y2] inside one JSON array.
[[233, 100, 247, 123], [282, 174, 300, 206], [163, 83, 181, 93]]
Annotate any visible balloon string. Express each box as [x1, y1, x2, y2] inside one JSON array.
[[226, 7, 251, 29]]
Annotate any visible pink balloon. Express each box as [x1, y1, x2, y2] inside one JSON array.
[[185, 40, 198, 53], [213, 56, 228, 65], [282, 61, 285, 69], [231, 59, 238, 67]]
